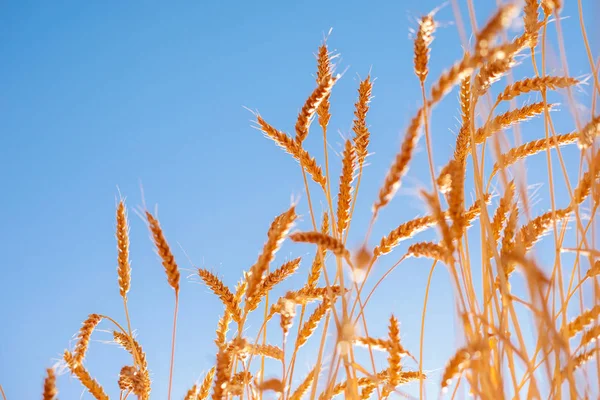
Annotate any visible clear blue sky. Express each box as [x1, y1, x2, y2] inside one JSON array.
[[0, 1, 597, 398]]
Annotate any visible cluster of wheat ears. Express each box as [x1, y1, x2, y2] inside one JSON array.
[[29, 0, 600, 399]]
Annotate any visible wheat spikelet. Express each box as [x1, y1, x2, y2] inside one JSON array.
[[519, 207, 571, 252], [501, 204, 519, 255], [295, 75, 337, 144], [572, 150, 600, 206], [319, 371, 388, 400], [360, 384, 376, 399], [441, 343, 484, 390], [491, 180, 516, 244], [374, 215, 436, 257], [587, 261, 600, 278], [422, 190, 454, 256], [414, 14, 436, 83], [233, 276, 247, 305], [250, 343, 284, 361], [215, 310, 232, 349], [407, 241, 452, 264], [542, 0, 561, 15], [307, 213, 329, 288], [353, 76, 373, 166], [116, 201, 130, 298], [354, 337, 392, 351], [212, 347, 232, 400], [524, 0, 541, 47], [430, 55, 480, 105], [474, 56, 516, 96], [578, 115, 600, 149], [559, 349, 597, 382], [256, 115, 327, 188], [580, 325, 600, 347], [42, 368, 57, 400], [290, 368, 316, 400], [113, 331, 148, 370], [296, 300, 330, 348], [64, 350, 109, 400], [113, 331, 150, 398], [146, 211, 180, 293], [475, 102, 551, 144], [198, 367, 215, 400], [256, 378, 285, 395], [336, 140, 357, 235], [316, 44, 333, 129], [563, 306, 600, 338], [258, 257, 301, 297], [373, 108, 424, 213], [245, 205, 296, 313], [491, 133, 579, 178], [447, 160, 466, 239], [199, 269, 242, 323], [72, 314, 102, 366], [381, 315, 402, 398], [280, 286, 344, 306], [459, 77, 471, 125], [475, 4, 519, 57], [118, 365, 135, 391], [290, 231, 350, 260], [497, 76, 579, 102], [184, 385, 198, 400]]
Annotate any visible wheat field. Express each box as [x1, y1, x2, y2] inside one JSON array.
[[5, 0, 599, 399]]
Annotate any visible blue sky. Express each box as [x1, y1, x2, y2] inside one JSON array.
[[0, 0, 597, 398]]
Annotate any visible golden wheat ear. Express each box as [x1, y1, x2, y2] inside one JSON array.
[[42, 368, 57, 400], [145, 211, 180, 293]]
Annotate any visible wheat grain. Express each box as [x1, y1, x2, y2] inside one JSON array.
[[146, 211, 180, 293], [116, 201, 130, 298], [497, 76, 579, 102], [337, 140, 357, 235], [373, 108, 424, 213]]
